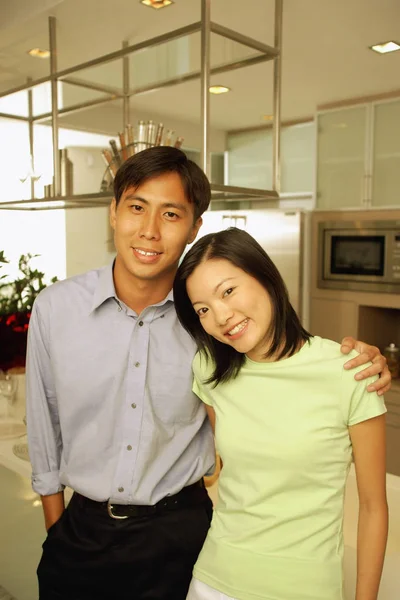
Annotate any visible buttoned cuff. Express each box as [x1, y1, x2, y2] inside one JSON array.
[[31, 470, 65, 496]]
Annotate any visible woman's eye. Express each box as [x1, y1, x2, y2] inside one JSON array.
[[197, 307, 208, 316], [223, 288, 233, 297]]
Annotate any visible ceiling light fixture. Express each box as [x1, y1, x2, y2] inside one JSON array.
[[140, 0, 174, 8], [28, 48, 50, 59], [370, 41, 400, 54], [209, 85, 231, 95], [262, 114, 273, 121]]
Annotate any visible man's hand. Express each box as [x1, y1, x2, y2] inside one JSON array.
[[340, 337, 391, 396], [41, 491, 65, 532]]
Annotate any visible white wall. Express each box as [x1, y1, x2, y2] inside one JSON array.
[[64, 145, 114, 277], [0, 210, 66, 283]]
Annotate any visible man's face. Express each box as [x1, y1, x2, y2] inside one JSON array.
[[110, 171, 202, 284]]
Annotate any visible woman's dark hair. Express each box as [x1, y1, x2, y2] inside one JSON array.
[[113, 146, 210, 220], [173, 227, 312, 385]]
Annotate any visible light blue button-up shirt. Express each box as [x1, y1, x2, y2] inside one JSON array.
[[26, 264, 215, 504]]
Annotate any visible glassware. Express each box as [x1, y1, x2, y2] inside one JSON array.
[[0, 371, 18, 419], [384, 343, 400, 379]]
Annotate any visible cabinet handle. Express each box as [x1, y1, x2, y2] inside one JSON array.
[[361, 175, 366, 205]]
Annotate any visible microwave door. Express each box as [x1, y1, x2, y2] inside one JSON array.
[[328, 234, 385, 279]]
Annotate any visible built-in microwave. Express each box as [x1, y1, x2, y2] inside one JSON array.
[[318, 220, 400, 294]]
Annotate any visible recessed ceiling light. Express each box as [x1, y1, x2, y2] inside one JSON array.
[[370, 41, 400, 54], [28, 48, 50, 59], [209, 85, 231, 95], [140, 0, 174, 8]]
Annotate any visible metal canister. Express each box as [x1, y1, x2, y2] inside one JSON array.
[[384, 343, 400, 379]]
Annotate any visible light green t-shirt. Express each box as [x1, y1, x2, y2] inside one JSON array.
[[192, 336, 386, 600]]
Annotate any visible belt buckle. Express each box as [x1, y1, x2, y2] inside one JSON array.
[[107, 499, 129, 520]]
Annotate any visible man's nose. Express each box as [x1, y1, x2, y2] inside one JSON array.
[[139, 213, 160, 240]]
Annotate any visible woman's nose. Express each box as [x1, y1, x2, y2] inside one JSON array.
[[214, 303, 234, 326]]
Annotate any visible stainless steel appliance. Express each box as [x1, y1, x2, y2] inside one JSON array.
[[187, 209, 309, 325], [318, 220, 400, 294]]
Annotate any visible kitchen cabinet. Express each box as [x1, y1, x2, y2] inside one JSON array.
[[227, 121, 315, 196], [316, 98, 400, 210], [316, 106, 368, 209], [372, 99, 400, 207]]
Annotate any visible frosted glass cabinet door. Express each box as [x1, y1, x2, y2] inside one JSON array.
[[316, 107, 367, 209], [372, 99, 400, 207]]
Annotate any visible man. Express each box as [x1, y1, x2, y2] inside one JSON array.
[[26, 147, 390, 600]]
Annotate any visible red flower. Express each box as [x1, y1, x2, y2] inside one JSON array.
[[6, 314, 17, 326]]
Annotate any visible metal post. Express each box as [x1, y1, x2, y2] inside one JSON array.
[[122, 41, 130, 128], [49, 16, 60, 196], [272, 0, 283, 194], [27, 78, 35, 199], [200, 0, 211, 177]]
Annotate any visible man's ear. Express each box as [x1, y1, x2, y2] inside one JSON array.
[[188, 216, 203, 245], [110, 198, 117, 230]]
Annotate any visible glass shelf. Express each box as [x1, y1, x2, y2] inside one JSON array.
[[0, 193, 112, 211], [0, 7, 281, 210], [0, 184, 279, 211]]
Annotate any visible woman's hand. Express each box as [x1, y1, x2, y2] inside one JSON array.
[[340, 337, 391, 396]]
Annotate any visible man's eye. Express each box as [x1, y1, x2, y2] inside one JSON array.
[[165, 211, 178, 219], [131, 205, 143, 212]]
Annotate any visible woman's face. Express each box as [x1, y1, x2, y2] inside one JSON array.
[[187, 258, 275, 362]]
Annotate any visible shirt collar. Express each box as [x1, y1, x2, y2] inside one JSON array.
[[90, 263, 175, 313], [90, 263, 117, 313]]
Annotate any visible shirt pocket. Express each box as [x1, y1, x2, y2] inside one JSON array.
[[148, 364, 199, 424]]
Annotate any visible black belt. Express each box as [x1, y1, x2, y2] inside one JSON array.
[[74, 480, 207, 520]]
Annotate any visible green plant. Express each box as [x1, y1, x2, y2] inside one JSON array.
[[0, 252, 57, 315]]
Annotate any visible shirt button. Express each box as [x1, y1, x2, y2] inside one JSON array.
[[118, 487, 124, 493], [131, 403, 137, 409], [138, 320, 144, 326], [127, 445, 132, 451], [134, 362, 140, 368]]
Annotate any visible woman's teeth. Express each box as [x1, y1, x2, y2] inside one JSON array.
[[136, 249, 159, 256], [227, 319, 249, 336]]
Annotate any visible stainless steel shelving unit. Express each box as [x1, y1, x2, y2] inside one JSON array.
[[0, 0, 283, 211]]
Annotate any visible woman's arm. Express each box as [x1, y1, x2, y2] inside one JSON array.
[[350, 414, 388, 600], [206, 405, 216, 434], [341, 337, 391, 395]]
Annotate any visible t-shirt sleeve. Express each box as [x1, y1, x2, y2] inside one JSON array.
[[341, 367, 387, 426], [192, 352, 214, 407]]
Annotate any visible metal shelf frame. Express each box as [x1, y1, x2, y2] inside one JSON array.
[[0, 0, 283, 211]]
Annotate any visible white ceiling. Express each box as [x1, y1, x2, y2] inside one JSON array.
[[0, 0, 399, 130]]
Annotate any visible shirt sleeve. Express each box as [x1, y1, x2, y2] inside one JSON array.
[[192, 352, 214, 406], [341, 367, 387, 427], [26, 298, 65, 496]]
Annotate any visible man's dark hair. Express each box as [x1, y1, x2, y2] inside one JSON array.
[[113, 146, 211, 220], [173, 227, 312, 385]]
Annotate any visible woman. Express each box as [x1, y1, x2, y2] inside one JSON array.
[[173, 228, 388, 600]]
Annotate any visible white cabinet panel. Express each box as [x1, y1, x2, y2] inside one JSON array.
[[372, 99, 400, 207], [227, 122, 314, 194], [316, 107, 367, 209]]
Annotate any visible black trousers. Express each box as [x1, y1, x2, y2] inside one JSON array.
[[37, 488, 212, 600]]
